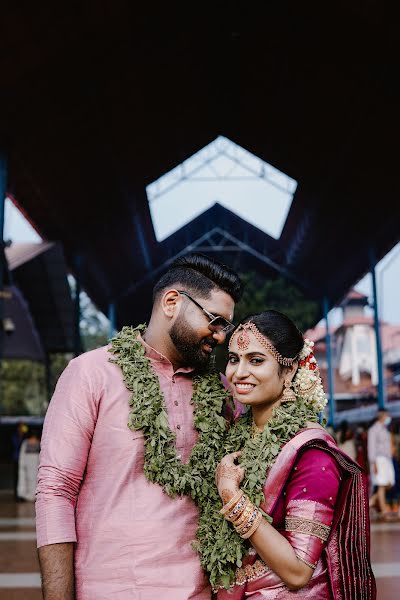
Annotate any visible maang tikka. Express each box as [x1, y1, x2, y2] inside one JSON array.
[[236, 326, 251, 350]]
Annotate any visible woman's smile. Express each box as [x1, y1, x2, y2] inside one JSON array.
[[233, 381, 256, 394]]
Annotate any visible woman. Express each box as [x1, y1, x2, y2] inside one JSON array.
[[211, 310, 375, 599]]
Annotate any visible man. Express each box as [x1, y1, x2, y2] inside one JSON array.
[[368, 409, 395, 517], [36, 253, 242, 600], [11, 421, 28, 501]]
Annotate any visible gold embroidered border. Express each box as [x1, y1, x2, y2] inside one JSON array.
[[234, 559, 271, 586], [213, 559, 270, 590], [295, 553, 317, 570], [285, 516, 330, 541]]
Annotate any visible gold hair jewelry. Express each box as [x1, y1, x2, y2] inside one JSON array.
[[281, 378, 297, 403], [229, 322, 296, 367]]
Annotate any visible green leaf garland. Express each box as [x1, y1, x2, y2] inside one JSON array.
[[109, 324, 230, 501], [109, 324, 320, 590]]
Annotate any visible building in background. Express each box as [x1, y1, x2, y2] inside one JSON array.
[[306, 290, 400, 417]]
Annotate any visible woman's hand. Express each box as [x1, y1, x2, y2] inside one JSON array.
[[216, 451, 245, 505]]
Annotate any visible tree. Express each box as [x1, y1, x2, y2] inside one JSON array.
[[0, 282, 109, 416], [234, 273, 319, 332]]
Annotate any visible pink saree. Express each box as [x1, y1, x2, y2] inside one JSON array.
[[217, 428, 376, 600]]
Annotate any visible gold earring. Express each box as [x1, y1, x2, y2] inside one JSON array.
[[282, 379, 296, 402]]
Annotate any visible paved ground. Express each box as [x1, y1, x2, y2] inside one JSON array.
[[0, 493, 399, 598]]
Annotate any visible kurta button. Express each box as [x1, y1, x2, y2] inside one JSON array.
[[177, 424, 181, 429], [174, 400, 179, 406]]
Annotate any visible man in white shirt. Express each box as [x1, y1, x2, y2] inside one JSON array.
[[368, 409, 395, 516]]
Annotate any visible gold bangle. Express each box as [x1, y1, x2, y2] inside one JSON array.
[[235, 508, 259, 534], [232, 502, 254, 528], [229, 496, 251, 523], [220, 489, 243, 515], [241, 511, 263, 539], [226, 494, 248, 522]]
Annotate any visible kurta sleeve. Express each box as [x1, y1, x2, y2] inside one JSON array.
[[35, 356, 102, 548], [282, 447, 341, 569]]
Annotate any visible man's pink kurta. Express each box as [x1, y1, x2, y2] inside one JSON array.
[[36, 338, 211, 599]]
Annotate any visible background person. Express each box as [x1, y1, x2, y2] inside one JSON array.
[[11, 421, 28, 501], [17, 427, 41, 501], [368, 409, 395, 518]]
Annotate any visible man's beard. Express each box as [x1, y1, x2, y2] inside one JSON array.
[[170, 317, 216, 370]]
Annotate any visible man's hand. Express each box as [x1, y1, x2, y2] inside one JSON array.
[[38, 542, 74, 600], [372, 462, 377, 475]]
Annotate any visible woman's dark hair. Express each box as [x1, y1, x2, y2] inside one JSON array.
[[239, 310, 304, 370], [152, 253, 243, 302]]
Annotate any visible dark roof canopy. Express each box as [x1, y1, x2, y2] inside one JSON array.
[[1, 285, 45, 361], [5, 243, 74, 354], [1, 3, 398, 326]]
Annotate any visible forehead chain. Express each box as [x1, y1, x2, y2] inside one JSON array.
[[228, 322, 295, 367]]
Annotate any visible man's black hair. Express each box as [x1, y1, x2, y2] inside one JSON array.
[[152, 253, 242, 303]]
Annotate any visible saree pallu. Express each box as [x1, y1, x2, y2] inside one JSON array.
[[217, 428, 376, 600]]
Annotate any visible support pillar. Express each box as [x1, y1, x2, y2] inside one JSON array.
[[74, 255, 83, 357], [133, 211, 152, 271], [44, 353, 52, 404], [370, 247, 385, 409], [0, 150, 7, 410], [323, 297, 335, 427], [108, 302, 117, 338]]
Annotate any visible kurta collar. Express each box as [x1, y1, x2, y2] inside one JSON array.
[[137, 332, 195, 374]]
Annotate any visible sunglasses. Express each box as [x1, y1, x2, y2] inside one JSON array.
[[178, 290, 235, 334]]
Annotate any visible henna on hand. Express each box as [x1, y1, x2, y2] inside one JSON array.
[[216, 464, 242, 486], [221, 488, 236, 504]]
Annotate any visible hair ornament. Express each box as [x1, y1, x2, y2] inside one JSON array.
[[292, 338, 327, 411], [229, 322, 296, 367]]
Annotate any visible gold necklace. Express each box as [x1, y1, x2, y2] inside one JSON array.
[[251, 418, 264, 439]]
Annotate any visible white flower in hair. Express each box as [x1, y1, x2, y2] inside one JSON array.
[[298, 338, 315, 360], [293, 338, 327, 412]]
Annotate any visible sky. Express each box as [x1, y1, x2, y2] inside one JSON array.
[[3, 135, 400, 327]]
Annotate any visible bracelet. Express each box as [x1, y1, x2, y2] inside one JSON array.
[[226, 494, 248, 522], [235, 508, 259, 535], [241, 511, 263, 539], [220, 489, 243, 515], [233, 502, 254, 528]]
